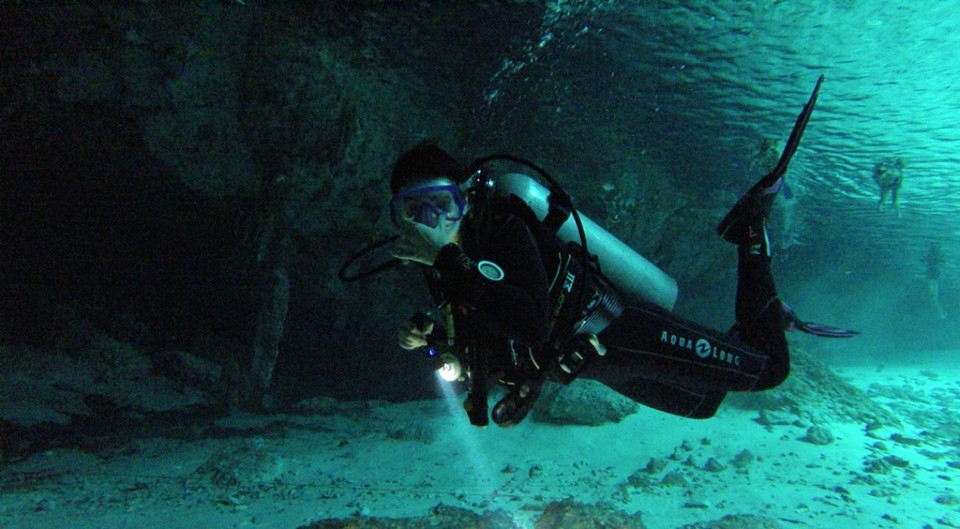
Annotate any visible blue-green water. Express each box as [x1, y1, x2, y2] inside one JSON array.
[[480, 0, 960, 357]]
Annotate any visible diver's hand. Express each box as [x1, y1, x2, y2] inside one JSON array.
[[397, 317, 434, 350], [391, 216, 455, 266]]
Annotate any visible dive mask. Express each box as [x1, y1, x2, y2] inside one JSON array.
[[390, 184, 466, 228]]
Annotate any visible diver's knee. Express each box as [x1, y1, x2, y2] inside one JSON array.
[[686, 395, 724, 419], [754, 362, 789, 391], [687, 408, 719, 419]]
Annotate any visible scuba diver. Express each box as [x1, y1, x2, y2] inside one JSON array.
[[873, 157, 904, 218], [346, 76, 858, 427]]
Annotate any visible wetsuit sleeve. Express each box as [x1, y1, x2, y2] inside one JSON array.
[[433, 216, 551, 345]]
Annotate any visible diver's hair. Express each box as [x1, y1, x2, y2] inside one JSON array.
[[390, 141, 464, 194]]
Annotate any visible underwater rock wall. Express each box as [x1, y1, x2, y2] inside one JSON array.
[[2, 2, 477, 404], [2, 1, 745, 407]]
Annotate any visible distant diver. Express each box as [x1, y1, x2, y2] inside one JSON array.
[[873, 157, 904, 218], [344, 75, 859, 428]]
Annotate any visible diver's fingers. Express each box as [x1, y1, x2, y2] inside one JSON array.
[[397, 317, 434, 349], [399, 336, 423, 350], [408, 319, 433, 337], [398, 326, 427, 350], [419, 320, 435, 336]]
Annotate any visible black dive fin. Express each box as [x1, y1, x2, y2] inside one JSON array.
[[793, 321, 861, 338], [782, 300, 860, 338], [717, 75, 824, 243], [768, 74, 824, 183]]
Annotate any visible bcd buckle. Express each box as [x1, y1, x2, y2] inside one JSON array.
[[553, 334, 606, 385]]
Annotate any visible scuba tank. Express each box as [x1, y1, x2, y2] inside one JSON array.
[[485, 172, 678, 311]]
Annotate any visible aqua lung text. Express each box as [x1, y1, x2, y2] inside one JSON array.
[[659, 331, 741, 367]]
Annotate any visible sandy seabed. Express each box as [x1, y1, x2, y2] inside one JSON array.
[[2, 363, 958, 529]]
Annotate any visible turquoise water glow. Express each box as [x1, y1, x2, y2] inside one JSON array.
[[614, 0, 960, 271], [485, 0, 960, 354]]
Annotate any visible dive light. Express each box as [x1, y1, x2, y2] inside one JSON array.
[[426, 347, 463, 382]]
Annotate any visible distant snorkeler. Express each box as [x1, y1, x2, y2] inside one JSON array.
[[873, 157, 904, 218]]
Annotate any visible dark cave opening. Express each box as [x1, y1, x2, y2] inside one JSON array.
[[0, 102, 258, 351]]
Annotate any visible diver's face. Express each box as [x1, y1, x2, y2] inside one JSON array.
[[391, 178, 468, 230]]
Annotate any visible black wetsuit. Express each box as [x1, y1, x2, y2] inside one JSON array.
[[426, 206, 788, 420], [585, 251, 787, 418], [429, 210, 552, 371]]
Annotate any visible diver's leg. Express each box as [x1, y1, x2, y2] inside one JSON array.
[[598, 374, 727, 419], [591, 78, 824, 411], [584, 205, 789, 407], [717, 166, 790, 389], [733, 246, 789, 389], [588, 303, 771, 394]]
